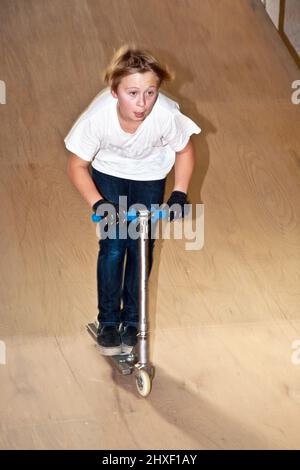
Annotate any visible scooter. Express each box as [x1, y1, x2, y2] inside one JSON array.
[[87, 208, 167, 398]]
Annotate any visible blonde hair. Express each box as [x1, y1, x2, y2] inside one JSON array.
[[103, 44, 174, 92]]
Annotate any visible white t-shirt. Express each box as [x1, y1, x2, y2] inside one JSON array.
[[64, 88, 201, 181]]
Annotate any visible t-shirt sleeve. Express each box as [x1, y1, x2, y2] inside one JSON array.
[[64, 117, 101, 162], [162, 111, 201, 152]]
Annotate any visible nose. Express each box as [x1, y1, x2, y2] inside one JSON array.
[[137, 94, 146, 108]]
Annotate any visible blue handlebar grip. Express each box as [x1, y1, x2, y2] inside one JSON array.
[[91, 213, 102, 222], [126, 210, 138, 221]]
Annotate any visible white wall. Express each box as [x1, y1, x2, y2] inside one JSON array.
[[285, 0, 300, 57], [262, 0, 300, 57], [262, 0, 280, 28]]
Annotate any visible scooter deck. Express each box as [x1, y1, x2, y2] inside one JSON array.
[[86, 323, 137, 375]]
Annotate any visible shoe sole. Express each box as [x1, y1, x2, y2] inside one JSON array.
[[121, 343, 135, 354], [96, 344, 122, 356]]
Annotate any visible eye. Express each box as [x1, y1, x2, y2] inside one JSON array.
[[129, 91, 137, 96], [147, 90, 155, 96]]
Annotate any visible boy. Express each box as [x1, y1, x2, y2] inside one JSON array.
[[64, 45, 201, 355]]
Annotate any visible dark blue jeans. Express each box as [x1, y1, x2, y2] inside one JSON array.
[[92, 168, 166, 327]]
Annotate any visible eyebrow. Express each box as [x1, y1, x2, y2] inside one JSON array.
[[125, 85, 157, 90]]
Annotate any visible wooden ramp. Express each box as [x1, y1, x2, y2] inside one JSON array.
[[0, 0, 300, 449]]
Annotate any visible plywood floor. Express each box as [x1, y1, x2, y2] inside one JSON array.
[[0, 0, 300, 449]]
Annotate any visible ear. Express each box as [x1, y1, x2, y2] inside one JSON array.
[[111, 89, 118, 99]]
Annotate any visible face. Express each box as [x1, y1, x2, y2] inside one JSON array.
[[111, 71, 159, 124]]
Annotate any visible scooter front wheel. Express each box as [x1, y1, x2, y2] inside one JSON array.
[[135, 369, 152, 397]]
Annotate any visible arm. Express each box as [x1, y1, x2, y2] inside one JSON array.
[[172, 138, 196, 193], [67, 154, 103, 209]]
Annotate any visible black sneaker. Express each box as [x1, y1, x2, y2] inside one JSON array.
[[121, 325, 138, 354], [97, 325, 122, 356]]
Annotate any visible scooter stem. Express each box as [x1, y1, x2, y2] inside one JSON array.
[[137, 209, 150, 367]]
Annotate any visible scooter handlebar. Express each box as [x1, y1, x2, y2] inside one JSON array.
[[91, 208, 168, 223]]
